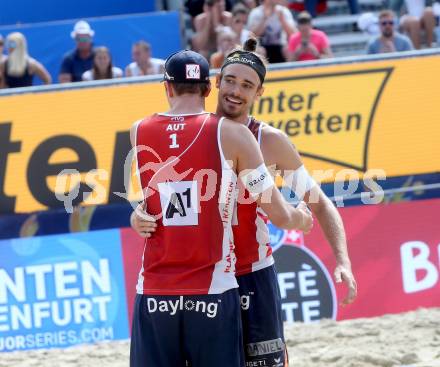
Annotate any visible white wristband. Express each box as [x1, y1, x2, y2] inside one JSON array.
[[283, 165, 316, 199], [240, 163, 274, 197]]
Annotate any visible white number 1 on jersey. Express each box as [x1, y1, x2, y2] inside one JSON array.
[[169, 133, 179, 149]]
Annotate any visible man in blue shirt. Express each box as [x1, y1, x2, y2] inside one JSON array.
[[367, 10, 413, 54], [59, 21, 95, 83]]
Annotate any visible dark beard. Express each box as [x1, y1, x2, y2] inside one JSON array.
[[382, 30, 393, 38], [222, 108, 242, 119]]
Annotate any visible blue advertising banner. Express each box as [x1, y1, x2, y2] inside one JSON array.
[[0, 0, 155, 25], [0, 229, 128, 352]]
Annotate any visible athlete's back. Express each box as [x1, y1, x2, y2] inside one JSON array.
[[135, 112, 237, 295], [130, 49, 312, 367]]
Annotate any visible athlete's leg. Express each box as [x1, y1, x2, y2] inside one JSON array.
[[183, 289, 244, 367], [130, 294, 186, 367], [238, 266, 286, 367]]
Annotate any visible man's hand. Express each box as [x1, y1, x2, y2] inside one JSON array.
[[381, 39, 396, 53], [334, 261, 357, 305], [130, 204, 157, 238], [297, 201, 313, 234], [211, 3, 221, 28]]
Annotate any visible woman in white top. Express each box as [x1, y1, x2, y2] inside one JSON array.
[[82, 46, 123, 81]]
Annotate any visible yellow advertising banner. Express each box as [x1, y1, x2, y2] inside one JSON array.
[[0, 54, 439, 213]]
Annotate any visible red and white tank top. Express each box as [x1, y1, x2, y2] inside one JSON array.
[[233, 117, 274, 276], [135, 112, 238, 295]]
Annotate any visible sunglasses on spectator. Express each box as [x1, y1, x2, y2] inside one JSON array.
[[76, 35, 92, 43], [6, 40, 17, 49], [380, 20, 394, 26], [298, 19, 311, 25]]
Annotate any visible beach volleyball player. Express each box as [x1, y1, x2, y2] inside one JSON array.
[[132, 40, 357, 365], [129, 50, 313, 367]]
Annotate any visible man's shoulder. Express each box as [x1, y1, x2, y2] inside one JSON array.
[[394, 33, 412, 44], [277, 4, 292, 15], [249, 5, 263, 17], [62, 49, 77, 61], [251, 119, 286, 143], [312, 29, 327, 38], [367, 36, 380, 53], [289, 31, 301, 41], [260, 122, 285, 140], [134, 114, 157, 128], [221, 117, 250, 134], [368, 36, 381, 44]]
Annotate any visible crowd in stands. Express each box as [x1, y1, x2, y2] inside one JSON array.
[[0, 20, 166, 89], [0, 0, 439, 89]]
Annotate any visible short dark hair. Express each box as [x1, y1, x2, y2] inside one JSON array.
[[134, 40, 151, 52], [297, 11, 312, 24], [170, 82, 210, 97], [379, 9, 395, 19]]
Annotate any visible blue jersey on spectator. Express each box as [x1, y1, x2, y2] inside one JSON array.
[[367, 34, 413, 54], [60, 49, 94, 82]]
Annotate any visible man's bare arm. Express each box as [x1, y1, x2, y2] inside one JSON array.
[[191, 14, 212, 52], [262, 127, 357, 304]]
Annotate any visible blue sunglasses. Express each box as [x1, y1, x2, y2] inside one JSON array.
[[7, 40, 17, 49]]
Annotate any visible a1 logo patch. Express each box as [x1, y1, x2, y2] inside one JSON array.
[[158, 180, 199, 226], [186, 64, 201, 80]]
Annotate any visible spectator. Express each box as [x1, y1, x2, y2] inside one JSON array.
[[287, 11, 332, 61], [210, 27, 237, 68], [391, 0, 435, 49], [366, 10, 414, 54], [247, 0, 296, 63], [0, 32, 51, 88], [191, 0, 232, 58], [82, 47, 123, 81], [125, 41, 165, 77], [59, 20, 95, 83], [231, 3, 253, 44]]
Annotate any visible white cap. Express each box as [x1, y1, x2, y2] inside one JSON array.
[[71, 20, 95, 39]]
